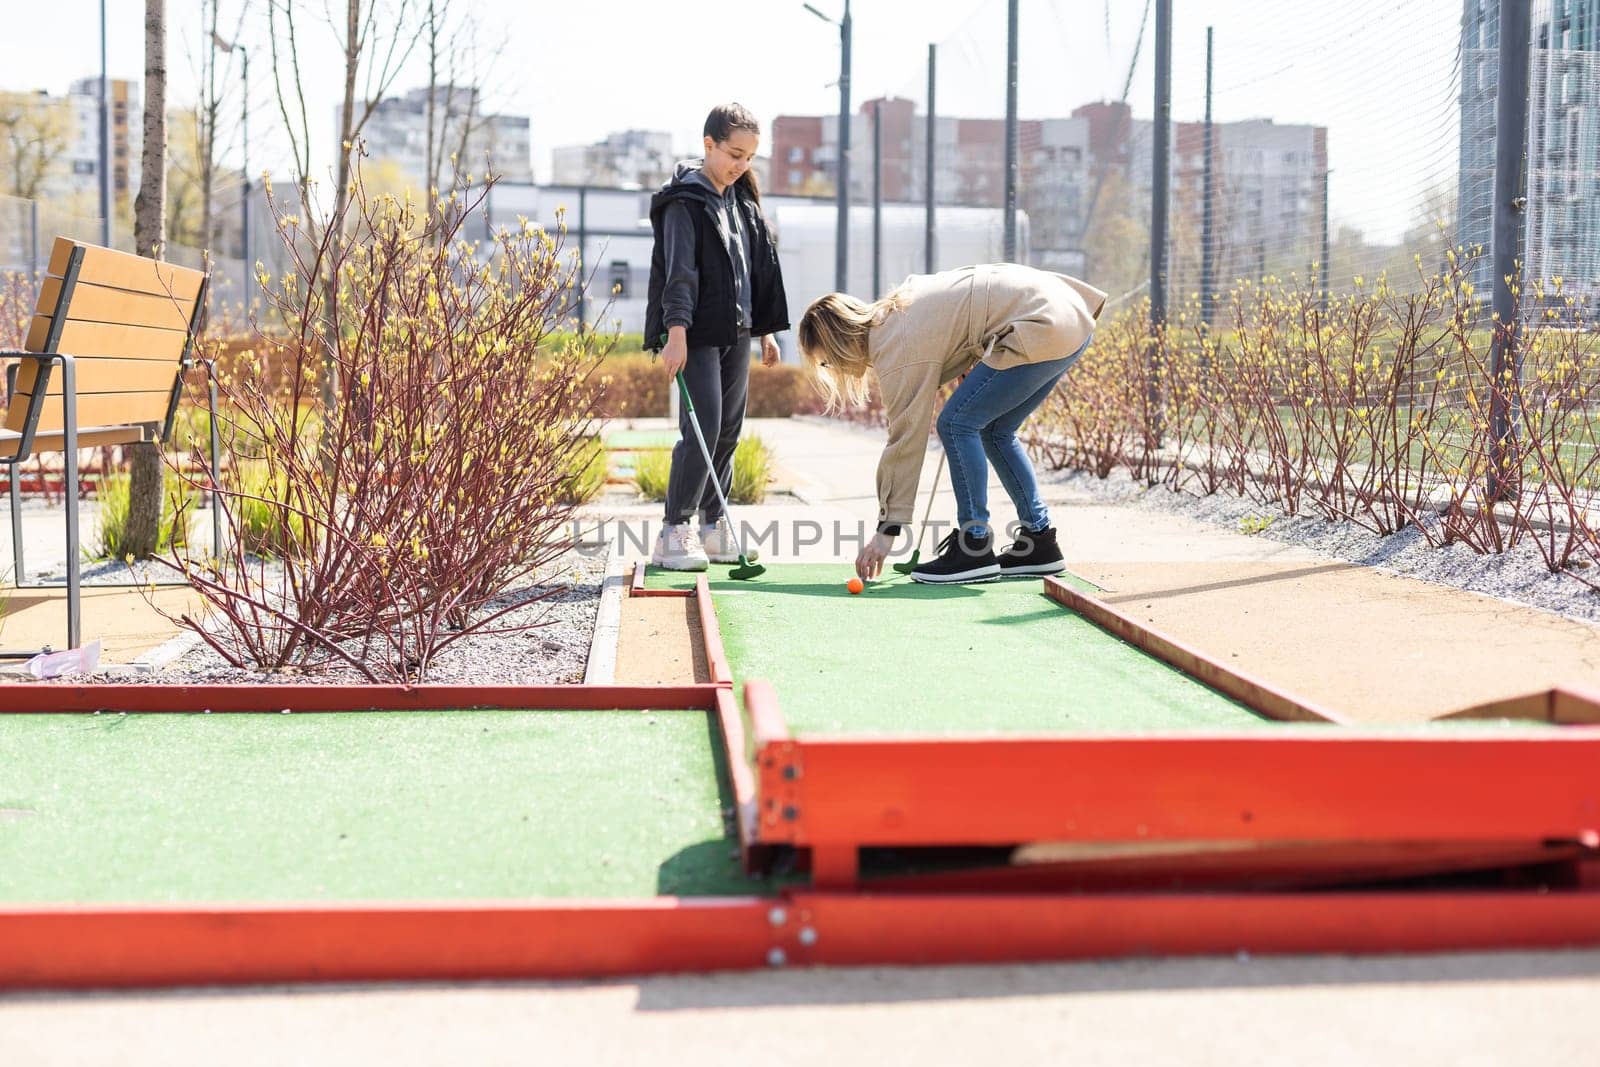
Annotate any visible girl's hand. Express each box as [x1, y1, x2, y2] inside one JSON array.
[[660, 330, 688, 378], [856, 531, 895, 581], [760, 334, 781, 367]]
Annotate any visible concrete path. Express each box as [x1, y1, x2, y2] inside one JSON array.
[[6, 950, 1600, 1066], [0, 503, 207, 669]]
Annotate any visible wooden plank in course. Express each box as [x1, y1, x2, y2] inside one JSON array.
[[46, 237, 205, 302], [4, 391, 173, 434], [13, 357, 185, 398], [24, 317, 189, 362], [35, 277, 193, 331]]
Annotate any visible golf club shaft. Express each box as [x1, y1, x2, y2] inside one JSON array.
[[676, 371, 747, 559], [909, 448, 947, 559]]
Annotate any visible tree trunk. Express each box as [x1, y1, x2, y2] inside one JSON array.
[[125, 0, 168, 560], [321, 0, 361, 421]]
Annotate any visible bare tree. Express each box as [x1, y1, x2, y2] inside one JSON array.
[[265, 0, 418, 227], [125, 0, 169, 559], [421, 0, 508, 234], [0, 92, 73, 200], [266, 0, 419, 414]]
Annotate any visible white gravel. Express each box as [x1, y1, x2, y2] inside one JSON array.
[[43, 549, 610, 685], [1041, 466, 1600, 624]]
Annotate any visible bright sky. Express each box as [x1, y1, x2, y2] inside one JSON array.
[[2, 0, 1465, 244]]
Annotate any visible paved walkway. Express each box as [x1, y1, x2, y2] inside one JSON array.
[[0, 504, 207, 670]]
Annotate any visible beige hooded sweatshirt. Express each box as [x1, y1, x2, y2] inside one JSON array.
[[867, 263, 1108, 529]]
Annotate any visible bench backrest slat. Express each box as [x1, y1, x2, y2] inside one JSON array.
[[4, 237, 207, 437], [45, 237, 205, 303]]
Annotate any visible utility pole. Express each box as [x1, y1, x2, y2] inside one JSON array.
[[1149, 0, 1172, 448], [925, 43, 936, 274], [213, 32, 250, 300], [1201, 27, 1216, 327], [806, 2, 853, 291], [872, 101, 882, 298], [1003, 0, 1019, 261], [99, 0, 111, 247], [1488, 0, 1532, 502]]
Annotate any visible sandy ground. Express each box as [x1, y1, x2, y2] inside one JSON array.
[[614, 591, 708, 685], [1069, 559, 1600, 722]]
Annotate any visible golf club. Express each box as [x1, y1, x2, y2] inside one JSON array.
[[675, 371, 765, 580], [892, 336, 996, 576], [892, 448, 947, 575]]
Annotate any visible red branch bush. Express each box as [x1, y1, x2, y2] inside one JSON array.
[[159, 166, 610, 679]]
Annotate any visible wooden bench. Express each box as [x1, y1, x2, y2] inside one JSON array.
[[2, 237, 218, 655]]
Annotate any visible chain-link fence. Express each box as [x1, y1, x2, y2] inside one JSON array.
[[1, 192, 258, 329]]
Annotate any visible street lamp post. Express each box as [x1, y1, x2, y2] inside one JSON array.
[[99, 0, 110, 247], [213, 33, 250, 303], [804, 1, 852, 292]]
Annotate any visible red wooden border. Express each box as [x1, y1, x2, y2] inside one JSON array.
[[6, 887, 1600, 989], [0, 683, 722, 714], [1043, 576, 1353, 725], [757, 732, 1600, 849], [695, 574, 734, 687], [0, 899, 772, 988], [714, 687, 760, 868], [775, 889, 1600, 968], [1445, 686, 1600, 725], [628, 562, 693, 598]]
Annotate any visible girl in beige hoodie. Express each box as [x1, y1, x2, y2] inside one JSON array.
[[799, 263, 1106, 584]]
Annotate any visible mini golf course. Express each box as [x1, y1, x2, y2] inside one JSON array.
[[3, 562, 1600, 988], [0, 710, 751, 904], [642, 564, 1274, 734]]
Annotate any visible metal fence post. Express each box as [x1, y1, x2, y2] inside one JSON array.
[[1003, 0, 1019, 262], [1489, 0, 1532, 502], [1149, 0, 1172, 450], [925, 44, 936, 274]]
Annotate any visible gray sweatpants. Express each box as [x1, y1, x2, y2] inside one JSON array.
[[665, 330, 751, 525]]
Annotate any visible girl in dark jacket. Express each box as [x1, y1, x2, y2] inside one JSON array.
[[644, 102, 790, 570]]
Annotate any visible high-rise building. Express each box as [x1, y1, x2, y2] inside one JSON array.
[[0, 79, 141, 212], [551, 129, 674, 189], [66, 77, 141, 209], [355, 86, 532, 191], [1459, 0, 1600, 306], [769, 96, 1324, 283]]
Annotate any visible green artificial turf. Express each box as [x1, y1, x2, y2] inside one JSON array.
[[646, 564, 1271, 734], [604, 430, 679, 451], [0, 710, 754, 904]]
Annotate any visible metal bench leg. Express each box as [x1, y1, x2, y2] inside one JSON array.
[[62, 355, 81, 650], [209, 375, 222, 559], [7, 460, 22, 585]]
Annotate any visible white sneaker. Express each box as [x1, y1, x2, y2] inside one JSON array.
[[651, 523, 709, 571], [700, 516, 757, 564]]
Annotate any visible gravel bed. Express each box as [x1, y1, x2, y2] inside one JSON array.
[[39, 549, 609, 686], [1041, 466, 1600, 624]]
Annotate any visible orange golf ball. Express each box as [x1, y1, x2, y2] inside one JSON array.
[[847, 577, 865, 595]]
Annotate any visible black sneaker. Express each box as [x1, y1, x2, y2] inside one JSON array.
[[911, 528, 1001, 584], [998, 525, 1065, 577]]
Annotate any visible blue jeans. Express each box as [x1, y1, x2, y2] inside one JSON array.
[[935, 336, 1090, 538]]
